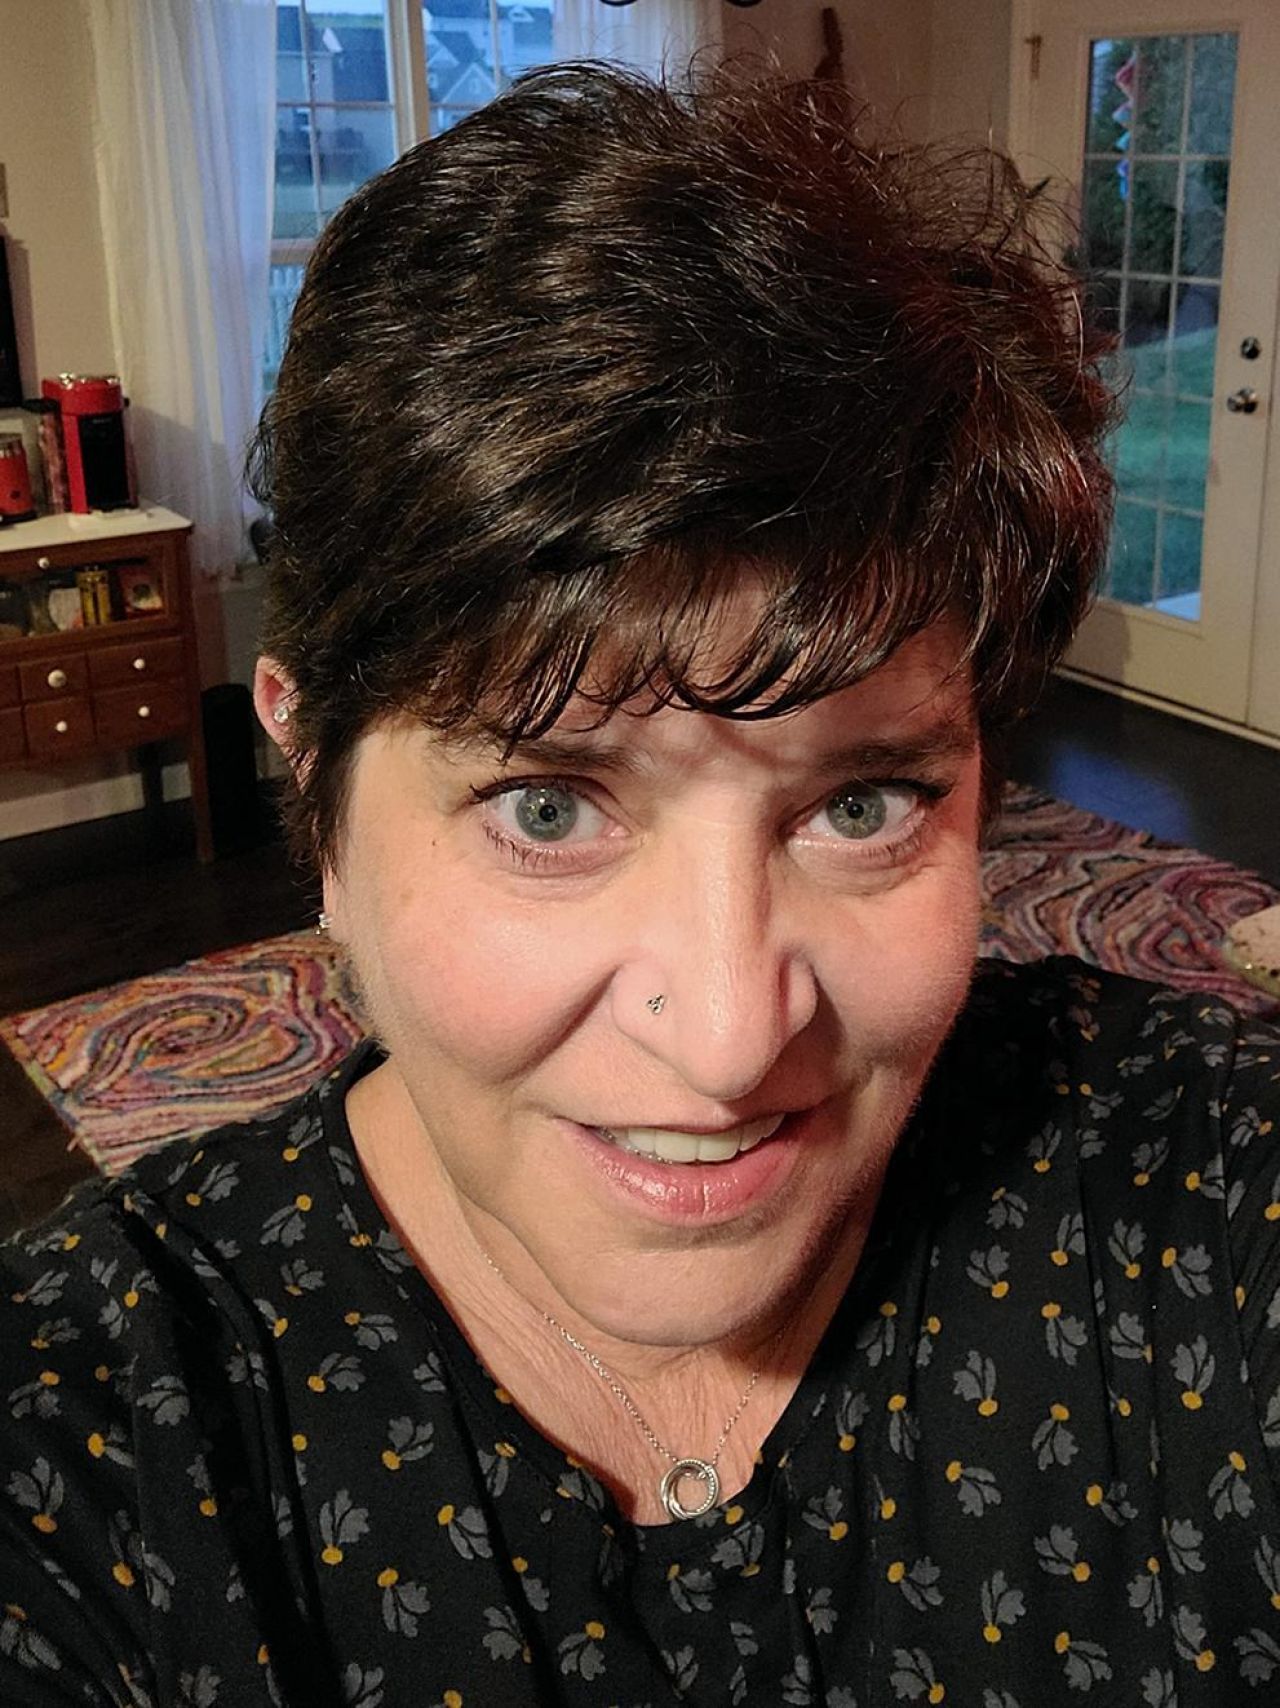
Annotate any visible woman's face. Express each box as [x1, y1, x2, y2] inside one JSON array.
[[320, 620, 983, 1351]]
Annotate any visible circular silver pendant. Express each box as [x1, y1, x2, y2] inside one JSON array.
[[659, 1458, 720, 1521]]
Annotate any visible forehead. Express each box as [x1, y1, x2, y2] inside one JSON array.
[[443, 622, 976, 776]]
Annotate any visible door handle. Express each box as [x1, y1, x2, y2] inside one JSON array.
[[1226, 388, 1259, 414]]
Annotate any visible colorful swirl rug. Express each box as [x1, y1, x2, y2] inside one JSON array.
[[2, 783, 1277, 1176]]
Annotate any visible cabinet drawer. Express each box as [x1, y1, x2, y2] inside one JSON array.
[[0, 705, 25, 762], [88, 634, 183, 689], [0, 666, 18, 709], [93, 679, 188, 747], [19, 651, 88, 703], [24, 696, 96, 760]]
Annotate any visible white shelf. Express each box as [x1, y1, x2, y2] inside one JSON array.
[[0, 504, 191, 556]]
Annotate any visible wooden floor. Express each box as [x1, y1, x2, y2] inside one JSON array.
[[1, 677, 1278, 1236]]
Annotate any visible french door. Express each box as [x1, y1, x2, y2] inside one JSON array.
[[1010, 0, 1280, 733]]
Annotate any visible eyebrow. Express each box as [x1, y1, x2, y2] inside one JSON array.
[[455, 717, 978, 779]]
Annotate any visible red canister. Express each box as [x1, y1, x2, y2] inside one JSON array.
[[0, 433, 35, 523]]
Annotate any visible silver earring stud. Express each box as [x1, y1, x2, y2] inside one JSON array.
[[272, 704, 291, 725], [316, 911, 333, 935], [646, 994, 666, 1016]]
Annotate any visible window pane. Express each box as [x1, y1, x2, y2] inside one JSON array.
[[498, 0, 554, 82], [307, 5, 391, 102], [1171, 283, 1218, 396], [1157, 509, 1204, 614], [1086, 39, 1136, 155], [1132, 35, 1186, 155], [1178, 159, 1229, 279], [316, 107, 398, 217], [426, 0, 497, 104], [1081, 159, 1125, 272], [1187, 33, 1237, 155], [1123, 278, 1172, 389], [277, 2, 307, 101], [274, 107, 320, 239], [1164, 399, 1210, 511], [1114, 391, 1169, 503], [1107, 500, 1157, 605], [265, 264, 307, 392], [430, 104, 476, 135], [1129, 161, 1178, 274]]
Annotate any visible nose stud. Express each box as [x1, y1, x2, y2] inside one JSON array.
[[646, 994, 666, 1016]]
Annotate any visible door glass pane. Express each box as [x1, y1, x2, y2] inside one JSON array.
[[1083, 32, 1238, 624], [316, 108, 398, 218]]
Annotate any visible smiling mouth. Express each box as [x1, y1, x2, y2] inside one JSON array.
[[591, 1114, 787, 1165]]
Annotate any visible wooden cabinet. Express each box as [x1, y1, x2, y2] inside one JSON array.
[[0, 508, 213, 860]]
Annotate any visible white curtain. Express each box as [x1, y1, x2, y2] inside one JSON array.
[[83, 0, 277, 581], [553, 0, 724, 79]]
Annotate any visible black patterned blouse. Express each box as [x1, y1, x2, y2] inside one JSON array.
[[3, 956, 1280, 1707]]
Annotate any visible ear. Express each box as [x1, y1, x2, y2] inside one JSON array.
[[254, 657, 297, 755]]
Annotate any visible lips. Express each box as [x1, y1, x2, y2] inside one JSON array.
[[593, 1113, 786, 1165]]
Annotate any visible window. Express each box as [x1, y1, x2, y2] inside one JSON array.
[[266, 1, 555, 388]]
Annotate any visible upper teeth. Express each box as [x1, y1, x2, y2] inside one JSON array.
[[597, 1114, 785, 1164]]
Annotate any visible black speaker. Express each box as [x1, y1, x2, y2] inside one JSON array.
[[0, 237, 21, 408], [201, 682, 264, 856]]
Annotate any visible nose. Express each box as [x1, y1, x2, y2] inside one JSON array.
[[611, 839, 819, 1102]]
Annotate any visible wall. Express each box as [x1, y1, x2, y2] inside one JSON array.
[[928, 0, 1012, 148], [0, 0, 165, 839]]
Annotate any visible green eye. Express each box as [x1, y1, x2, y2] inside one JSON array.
[[514, 785, 580, 841], [825, 785, 888, 840]]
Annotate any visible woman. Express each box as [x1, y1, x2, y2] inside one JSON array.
[[3, 63, 1279, 1706]]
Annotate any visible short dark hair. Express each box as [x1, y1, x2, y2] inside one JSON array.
[[251, 61, 1115, 871]]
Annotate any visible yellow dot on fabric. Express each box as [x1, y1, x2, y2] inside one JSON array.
[[991, 1280, 1010, 1299], [724, 1506, 744, 1526], [344, 1312, 361, 1326], [886, 1560, 905, 1582], [295, 1195, 312, 1213], [741, 1563, 761, 1578], [565, 1454, 584, 1469], [273, 1318, 288, 1339], [1033, 1158, 1051, 1174], [888, 1394, 907, 1412], [983, 1623, 1002, 1644], [1055, 1631, 1071, 1655], [839, 1434, 857, 1452], [494, 1387, 513, 1405], [991, 1187, 1006, 1202], [1051, 1249, 1068, 1267], [977, 1398, 999, 1417], [123, 1291, 139, 1309], [257, 1644, 270, 1665], [1161, 1247, 1177, 1268], [112, 1562, 134, 1588], [443, 1692, 463, 1708], [1079, 1083, 1093, 1096], [1085, 1484, 1103, 1506], [1230, 1451, 1247, 1472], [1266, 1203, 1280, 1222], [1133, 1172, 1150, 1188], [496, 1441, 516, 1458], [437, 1505, 455, 1525], [30, 1337, 47, 1351], [1272, 1592, 1280, 1611], [926, 1315, 941, 1334], [307, 1375, 325, 1393], [1184, 1171, 1200, 1191], [87, 1432, 105, 1458], [881, 1497, 897, 1519], [199, 1497, 217, 1518], [38, 1370, 58, 1388], [880, 1301, 897, 1318], [927, 1685, 945, 1705], [282, 1146, 299, 1162], [1042, 1302, 1062, 1320], [185, 1193, 202, 1208], [1117, 1397, 1132, 1417], [350, 1233, 372, 1247], [1125, 1263, 1141, 1279], [667, 1564, 680, 1581], [293, 1433, 308, 1452], [946, 1461, 963, 1483], [512, 1556, 528, 1573], [321, 1545, 343, 1566], [555, 1486, 573, 1500], [1072, 1561, 1091, 1583], [381, 1450, 401, 1470], [1050, 1403, 1070, 1421], [94, 1364, 110, 1382], [31, 1514, 56, 1534], [1195, 1651, 1216, 1673], [377, 1568, 399, 1588], [1236, 1285, 1246, 1309], [829, 1521, 849, 1542], [1148, 1557, 1161, 1575], [1181, 1391, 1203, 1411], [584, 1621, 605, 1640], [63, 1234, 80, 1251], [155, 1223, 167, 1241]]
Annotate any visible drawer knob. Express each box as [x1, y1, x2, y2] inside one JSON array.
[[54, 719, 69, 735], [37, 556, 52, 571], [132, 656, 147, 672], [47, 668, 68, 690], [137, 704, 151, 719]]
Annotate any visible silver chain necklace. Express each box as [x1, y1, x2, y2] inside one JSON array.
[[480, 1248, 776, 1521]]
